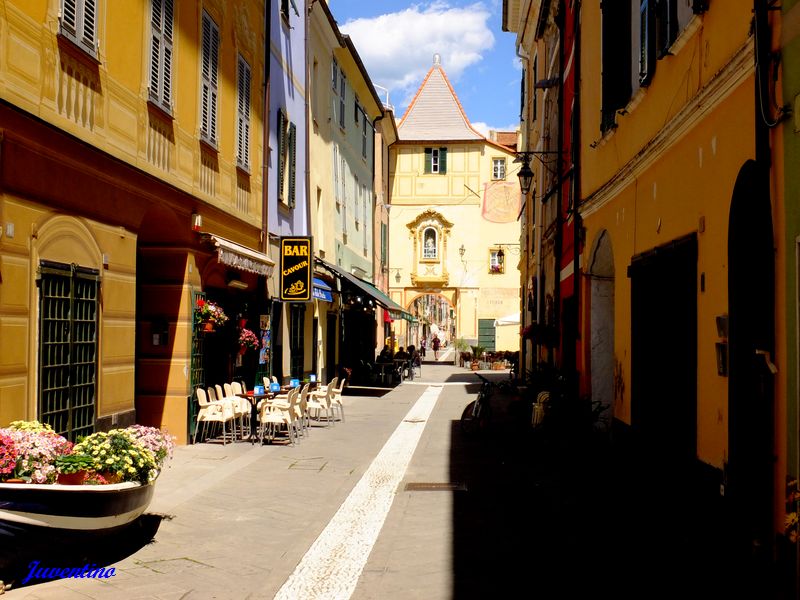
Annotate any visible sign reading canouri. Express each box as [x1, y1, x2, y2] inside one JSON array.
[[279, 237, 312, 302]]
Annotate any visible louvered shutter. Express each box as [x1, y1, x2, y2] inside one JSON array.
[[439, 147, 447, 174], [333, 144, 340, 203], [424, 148, 432, 173], [80, 0, 96, 53], [288, 122, 297, 208], [237, 56, 251, 169], [62, 0, 78, 38], [149, 0, 162, 103], [201, 13, 219, 145], [161, 0, 173, 110], [277, 111, 286, 201]]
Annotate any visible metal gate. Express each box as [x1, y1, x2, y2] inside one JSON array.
[[38, 260, 99, 441], [188, 290, 206, 441]]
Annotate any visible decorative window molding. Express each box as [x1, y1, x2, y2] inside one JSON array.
[[200, 12, 220, 147], [149, 0, 174, 114]]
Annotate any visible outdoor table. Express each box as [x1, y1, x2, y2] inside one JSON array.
[[375, 362, 394, 385], [393, 359, 409, 382], [237, 392, 274, 444]]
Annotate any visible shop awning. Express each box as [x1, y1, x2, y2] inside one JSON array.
[[312, 277, 333, 302], [316, 258, 413, 321], [201, 233, 275, 277]]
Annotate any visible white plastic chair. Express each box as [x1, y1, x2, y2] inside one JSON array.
[[259, 387, 299, 445], [194, 387, 235, 444], [330, 378, 347, 422], [307, 379, 336, 425]]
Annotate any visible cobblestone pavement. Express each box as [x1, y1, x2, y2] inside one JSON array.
[[5, 362, 791, 599]]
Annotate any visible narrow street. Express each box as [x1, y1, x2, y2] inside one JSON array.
[[7, 362, 782, 600]]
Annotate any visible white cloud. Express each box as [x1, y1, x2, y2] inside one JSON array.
[[470, 122, 519, 138], [340, 2, 494, 115]]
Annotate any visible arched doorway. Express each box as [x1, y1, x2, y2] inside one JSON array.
[[728, 159, 774, 560], [409, 292, 455, 360], [587, 230, 615, 432]]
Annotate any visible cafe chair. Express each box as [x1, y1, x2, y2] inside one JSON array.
[[259, 387, 299, 445], [194, 387, 235, 445], [295, 383, 311, 436], [308, 378, 337, 425], [231, 381, 250, 438], [330, 378, 347, 423]]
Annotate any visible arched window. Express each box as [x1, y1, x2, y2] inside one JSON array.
[[422, 227, 438, 259]]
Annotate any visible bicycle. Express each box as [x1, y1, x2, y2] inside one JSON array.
[[460, 373, 495, 435]]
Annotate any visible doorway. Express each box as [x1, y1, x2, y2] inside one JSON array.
[[630, 234, 697, 466]]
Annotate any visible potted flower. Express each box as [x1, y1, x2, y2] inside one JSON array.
[[125, 425, 176, 469], [470, 345, 486, 371], [238, 328, 260, 354], [194, 298, 229, 332], [73, 430, 158, 485], [0, 421, 72, 483], [0, 432, 19, 482], [55, 453, 94, 485]]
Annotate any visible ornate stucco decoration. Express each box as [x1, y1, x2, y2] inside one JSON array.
[[406, 210, 453, 288]]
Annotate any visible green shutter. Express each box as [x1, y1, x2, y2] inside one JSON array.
[[288, 122, 297, 208], [439, 147, 447, 174], [424, 148, 432, 173], [277, 111, 286, 200]]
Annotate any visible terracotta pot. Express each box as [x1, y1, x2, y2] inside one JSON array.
[[100, 471, 123, 484], [202, 321, 215, 333], [57, 470, 88, 485], [3, 478, 25, 484]]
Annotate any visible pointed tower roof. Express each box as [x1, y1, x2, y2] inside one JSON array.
[[398, 55, 484, 142]]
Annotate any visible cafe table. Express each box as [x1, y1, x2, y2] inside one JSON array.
[[237, 391, 274, 444]]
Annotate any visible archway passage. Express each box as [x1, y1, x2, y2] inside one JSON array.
[[588, 230, 615, 431], [409, 293, 455, 361], [728, 159, 774, 561]]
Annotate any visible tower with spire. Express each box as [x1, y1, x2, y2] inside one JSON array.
[[387, 55, 522, 356]]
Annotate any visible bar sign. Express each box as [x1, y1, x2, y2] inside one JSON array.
[[280, 237, 312, 302]]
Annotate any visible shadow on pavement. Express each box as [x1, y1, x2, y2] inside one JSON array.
[[446, 388, 790, 599], [1, 513, 165, 590]]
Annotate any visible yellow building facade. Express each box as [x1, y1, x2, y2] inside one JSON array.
[[388, 60, 521, 355], [0, 0, 269, 443]]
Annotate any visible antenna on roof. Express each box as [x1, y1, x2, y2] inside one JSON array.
[[433, 53, 441, 67]]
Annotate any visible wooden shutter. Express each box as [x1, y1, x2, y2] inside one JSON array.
[[150, 0, 173, 111], [639, 0, 656, 86], [439, 147, 447, 174], [237, 56, 251, 169], [80, 0, 97, 53], [656, 0, 678, 58], [333, 144, 340, 203], [201, 13, 219, 144], [424, 148, 432, 173], [62, 0, 78, 38], [601, 0, 632, 132], [277, 110, 286, 201], [288, 122, 297, 208]]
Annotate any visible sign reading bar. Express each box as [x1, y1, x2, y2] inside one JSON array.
[[279, 237, 312, 302]]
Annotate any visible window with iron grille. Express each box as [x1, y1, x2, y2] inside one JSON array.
[[236, 55, 252, 171], [38, 261, 99, 442], [149, 0, 174, 113], [200, 12, 220, 146], [60, 0, 97, 57]]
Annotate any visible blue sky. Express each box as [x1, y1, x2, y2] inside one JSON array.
[[330, 0, 521, 136]]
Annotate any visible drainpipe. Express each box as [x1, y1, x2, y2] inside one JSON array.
[[262, 2, 271, 254], [572, 0, 582, 394]]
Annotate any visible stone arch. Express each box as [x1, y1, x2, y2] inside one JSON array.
[[586, 229, 615, 431], [34, 215, 103, 269]]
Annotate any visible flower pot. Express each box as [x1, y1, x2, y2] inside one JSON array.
[[470, 361, 480, 371], [4, 478, 25, 484], [202, 321, 215, 333], [57, 470, 88, 485], [100, 471, 123, 484]]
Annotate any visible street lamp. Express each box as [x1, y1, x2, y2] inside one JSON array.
[[515, 153, 534, 196]]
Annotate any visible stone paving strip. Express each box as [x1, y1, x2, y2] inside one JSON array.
[[273, 386, 443, 600]]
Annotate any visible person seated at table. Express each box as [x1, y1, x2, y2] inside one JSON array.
[[394, 346, 409, 361], [377, 344, 393, 363]]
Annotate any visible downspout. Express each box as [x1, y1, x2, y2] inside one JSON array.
[[262, 2, 271, 254], [572, 0, 582, 393]]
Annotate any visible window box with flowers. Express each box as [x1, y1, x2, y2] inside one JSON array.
[[195, 299, 229, 332]]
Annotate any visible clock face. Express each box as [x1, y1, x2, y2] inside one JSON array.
[[482, 181, 520, 223]]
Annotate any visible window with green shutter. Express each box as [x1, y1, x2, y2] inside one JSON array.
[[439, 147, 447, 174], [288, 122, 297, 208], [277, 110, 287, 202], [424, 147, 446, 174]]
